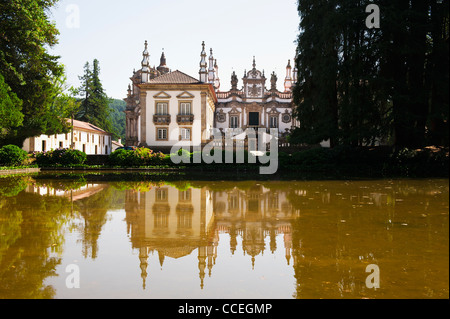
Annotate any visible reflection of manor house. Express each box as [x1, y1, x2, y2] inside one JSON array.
[[124, 41, 298, 149], [213, 184, 295, 268], [124, 186, 217, 289], [124, 184, 297, 289]]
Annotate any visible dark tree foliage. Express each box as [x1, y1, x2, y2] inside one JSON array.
[[292, 0, 449, 148], [108, 99, 126, 141], [0, 0, 72, 147], [76, 59, 114, 135]]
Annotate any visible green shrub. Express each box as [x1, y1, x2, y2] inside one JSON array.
[[291, 147, 334, 170], [35, 148, 87, 166], [108, 149, 133, 166], [0, 145, 29, 167], [388, 147, 449, 176], [109, 147, 168, 167], [278, 151, 292, 166]]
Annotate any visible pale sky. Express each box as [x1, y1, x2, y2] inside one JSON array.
[[48, 0, 300, 99]]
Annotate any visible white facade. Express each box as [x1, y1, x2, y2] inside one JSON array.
[[22, 119, 113, 155], [214, 58, 298, 137], [125, 67, 217, 149], [125, 41, 297, 149], [140, 87, 216, 148]]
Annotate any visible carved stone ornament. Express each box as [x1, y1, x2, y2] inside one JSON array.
[[216, 109, 226, 123], [248, 84, 261, 97], [282, 112, 292, 123]]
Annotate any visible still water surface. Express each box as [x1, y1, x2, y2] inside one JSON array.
[[0, 173, 448, 299]]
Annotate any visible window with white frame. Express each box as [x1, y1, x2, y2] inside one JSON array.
[[156, 102, 168, 115], [157, 128, 168, 140], [230, 116, 239, 128], [269, 116, 278, 128], [156, 188, 168, 201], [179, 102, 191, 115], [180, 128, 191, 141], [179, 189, 192, 201]]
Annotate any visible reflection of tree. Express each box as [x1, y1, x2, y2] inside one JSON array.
[[0, 198, 22, 264], [0, 176, 32, 197], [73, 186, 124, 259], [1, 174, 447, 298], [288, 180, 449, 299], [33, 176, 87, 191], [0, 190, 73, 299]]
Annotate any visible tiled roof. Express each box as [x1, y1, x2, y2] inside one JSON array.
[[148, 70, 201, 84], [67, 119, 111, 134]]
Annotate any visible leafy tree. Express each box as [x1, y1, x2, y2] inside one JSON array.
[[0, 73, 23, 141], [108, 99, 126, 141], [0, 0, 72, 147]]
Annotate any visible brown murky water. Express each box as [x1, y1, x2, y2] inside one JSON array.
[[0, 173, 448, 299]]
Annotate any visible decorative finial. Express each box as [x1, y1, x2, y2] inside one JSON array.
[[199, 41, 208, 82], [160, 50, 166, 66], [252, 56, 256, 69], [141, 40, 150, 82]]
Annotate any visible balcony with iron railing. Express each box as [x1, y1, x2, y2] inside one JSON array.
[[153, 114, 171, 125], [177, 114, 194, 125]]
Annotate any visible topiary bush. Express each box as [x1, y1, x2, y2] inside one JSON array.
[[0, 144, 29, 167]]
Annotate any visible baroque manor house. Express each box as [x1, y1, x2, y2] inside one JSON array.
[[124, 41, 298, 150]]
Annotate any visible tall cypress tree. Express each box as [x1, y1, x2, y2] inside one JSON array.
[[292, 0, 449, 148], [292, 0, 340, 147], [427, 0, 449, 146], [76, 59, 113, 134], [77, 61, 92, 122]]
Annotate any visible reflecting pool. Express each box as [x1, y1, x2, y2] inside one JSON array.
[[0, 173, 448, 299]]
